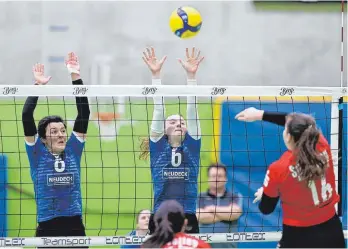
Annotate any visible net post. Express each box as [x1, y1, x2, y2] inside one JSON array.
[[331, 95, 341, 213]]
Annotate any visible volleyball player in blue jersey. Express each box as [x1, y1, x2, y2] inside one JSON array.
[[22, 52, 90, 242], [140, 47, 204, 234]]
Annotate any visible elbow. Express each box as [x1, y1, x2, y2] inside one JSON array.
[[259, 208, 274, 215], [258, 194, 279, 215], [258, 203, 275, 215]]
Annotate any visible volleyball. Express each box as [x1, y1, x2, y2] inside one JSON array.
[[169, 6, 202, 39]]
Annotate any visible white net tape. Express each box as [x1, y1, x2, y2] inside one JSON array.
[[0, 85, 346, 97]]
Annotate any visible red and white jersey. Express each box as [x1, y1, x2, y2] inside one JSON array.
[[162, 232, 211, 249], [263, 135, 340, 227]]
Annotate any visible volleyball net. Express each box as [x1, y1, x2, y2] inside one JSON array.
[[0, 85, 346, 247]]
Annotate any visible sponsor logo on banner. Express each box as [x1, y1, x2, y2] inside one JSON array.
[[279, 87, 294, 96], [73, 87, 88, 95], [105, 236, 146, 245], [2, 87, 18, 95], [211, 87, 226, 95], [226, 232, 266, 241], [47, 173, 74, 186], [162, 168, 189, 180], [142, 87, 157, 95], [42, 237, 92, 247], [0, 238, 25, 247]]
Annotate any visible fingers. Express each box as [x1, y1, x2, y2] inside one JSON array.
[[32, 63, 44, 73], [177, 58, 185, 69], [146, 47, 151, 58], [159, 55, 167, 65], [185, 48, 190, 59], [198, 56, 205, 64], [65, 52, 78, 67], [235, 111, 245, 120], [142, 47, 155, 62], [142, 56, 149, 65], [151, 47, 156, 58], [195, 50, 201, 60], [191, 47, 195, 58]]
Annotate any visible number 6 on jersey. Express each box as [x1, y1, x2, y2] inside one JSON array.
[[171, 151, 182, 167]]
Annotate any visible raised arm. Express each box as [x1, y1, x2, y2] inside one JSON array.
[[235, 107, 288, 126], [178, 47, 204, 140], [22, 64, 52, 143], [65, 52, 90, 140], [142, 47, 167, 142]]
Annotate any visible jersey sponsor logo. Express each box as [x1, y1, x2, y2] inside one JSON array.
[[47, 172, 74, 186], [162, 168, 190, 180]]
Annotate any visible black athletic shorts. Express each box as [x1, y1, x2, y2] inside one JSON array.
[[36, 215, 88, 249], [149, 212, 199, 234], [278, 214, 346, 248]]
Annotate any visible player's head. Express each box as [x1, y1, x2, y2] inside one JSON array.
[[165, 114, 187, 144], [136, 209, 151, 231], [38, 115, 67, 154], [283, 113, 327, 182], [207, 163, 227, 191], [142, 200, 187, 248]]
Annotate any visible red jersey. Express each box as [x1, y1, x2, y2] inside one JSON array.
[[162, 232, 211, 249], [263, 135, 340, 227]]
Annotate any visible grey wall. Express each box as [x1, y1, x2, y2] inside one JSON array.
[[0, 1, 346, 87]]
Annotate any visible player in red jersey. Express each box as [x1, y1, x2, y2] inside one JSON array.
[[142, 200, 210, 249], [236, 107, 345, 248]]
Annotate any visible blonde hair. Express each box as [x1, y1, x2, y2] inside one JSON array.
[[139, 137, 150, 160]]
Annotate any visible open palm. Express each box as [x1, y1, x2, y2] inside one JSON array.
[[32, 63, 51, 85], [65, 52, 80, 75], [178, 47, 204, 75], [142, 47, 167, 74]]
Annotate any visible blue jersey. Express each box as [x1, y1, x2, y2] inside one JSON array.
[[150, 133, 201, 214], [25, 132, 84, 222]]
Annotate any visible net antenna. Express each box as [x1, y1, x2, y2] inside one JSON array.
[[90, 55, 127, 141]]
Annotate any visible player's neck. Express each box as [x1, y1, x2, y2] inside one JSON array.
[[210, 187, 226, 197], [136, 229, 148, 236], [169, 138, 182, 148]]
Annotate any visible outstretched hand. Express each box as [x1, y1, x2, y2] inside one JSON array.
[[142, 47, 167, 77], [178, 47, 204, 79], [253, 187, 264, 204], [32, 63, 51, 85], [65, 52, 80, 77], [235, 107, 264, 122]]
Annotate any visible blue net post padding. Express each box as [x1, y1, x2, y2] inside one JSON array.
[[0, 155, 7, 237], [341, 101, 347, 231]]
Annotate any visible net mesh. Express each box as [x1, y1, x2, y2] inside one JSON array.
[[0, 86, 346, 247]]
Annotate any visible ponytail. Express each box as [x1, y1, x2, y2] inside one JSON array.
[[294, 125, 327, 184], [142, 217, 174, 248], [139, 137, 150, 160]]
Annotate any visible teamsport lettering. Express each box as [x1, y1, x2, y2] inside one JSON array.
[[47, 173, 74, 186], [162, 168, 189, 180], [42, 237, 91, 246], [226, 232, 266, 241], [0, 238, 25, 247], [105, 236, 146, 245]]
